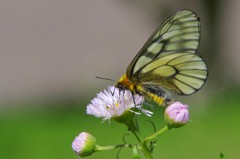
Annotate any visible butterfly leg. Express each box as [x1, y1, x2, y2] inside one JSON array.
[[131, 92, 137, 107]]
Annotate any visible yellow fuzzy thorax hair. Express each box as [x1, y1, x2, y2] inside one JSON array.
[[116, 74, 135, 92]]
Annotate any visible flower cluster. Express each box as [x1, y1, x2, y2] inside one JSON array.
[[72, 85, 191, 158]]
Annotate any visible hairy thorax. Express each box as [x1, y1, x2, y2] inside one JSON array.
[[116, 74, 136, 92]]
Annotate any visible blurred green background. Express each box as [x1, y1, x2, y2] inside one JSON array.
[[1, 0, 240, 159]]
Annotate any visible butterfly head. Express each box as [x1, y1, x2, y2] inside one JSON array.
[[116, 74, 135, 92]]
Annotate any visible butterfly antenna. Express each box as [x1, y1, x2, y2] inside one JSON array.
[[95, 76, 116, 83]]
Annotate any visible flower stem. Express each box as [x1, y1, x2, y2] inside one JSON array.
[[128, 129, 152, 159], [125, 114, 153, 159], [95, 144, 139, 151], [141, 143, 153, 159], [143, 126, 169, 144], [130, 129, 142, 143]]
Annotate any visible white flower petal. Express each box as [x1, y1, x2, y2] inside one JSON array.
[[86, 86, 151, 121]]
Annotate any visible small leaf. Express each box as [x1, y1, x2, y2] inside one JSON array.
[[220, 152, 224, 159], [133, 145, 142, 159]]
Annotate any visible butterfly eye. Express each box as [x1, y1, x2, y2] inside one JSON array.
[[117, 84, 124, 91]]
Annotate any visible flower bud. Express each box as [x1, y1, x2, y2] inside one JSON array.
[[164, 102, 189, 128], [72, 132, 96, 157]]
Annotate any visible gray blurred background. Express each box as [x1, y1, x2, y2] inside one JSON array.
[[1, 1, 240, 159], [0, 0, 239, 104]]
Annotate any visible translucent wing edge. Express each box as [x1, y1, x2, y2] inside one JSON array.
[[126, 9, 201, 79]]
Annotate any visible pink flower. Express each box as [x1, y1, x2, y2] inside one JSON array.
[[164, 102, 189, 128]]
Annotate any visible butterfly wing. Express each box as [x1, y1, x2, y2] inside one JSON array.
[[126, 9, 208, 95], [139, 52, 208, 95]]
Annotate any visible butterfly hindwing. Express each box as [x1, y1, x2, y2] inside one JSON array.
[[139, 53, 207, 95]]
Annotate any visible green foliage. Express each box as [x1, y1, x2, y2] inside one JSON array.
[[0, 89, 239, 159]]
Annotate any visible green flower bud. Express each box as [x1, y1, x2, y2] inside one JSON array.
[[72, 132, 96, 157]]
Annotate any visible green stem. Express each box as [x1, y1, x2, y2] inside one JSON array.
[[143, 126, 169, 144], [141, 143, 153, 159], [124, 114, 153, 159], [129, 129, 152, 159], [95, 144, 139, 151], [130, 129, 142, 143]]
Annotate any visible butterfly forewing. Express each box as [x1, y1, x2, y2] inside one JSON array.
[[126, 10, 201, 78], [125, 10, 207, 96]]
